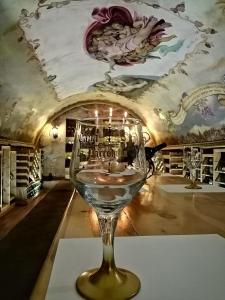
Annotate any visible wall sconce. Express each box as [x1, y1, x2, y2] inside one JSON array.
[[51, 126, 59, 139]]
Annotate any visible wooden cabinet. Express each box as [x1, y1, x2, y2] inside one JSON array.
[[65, 119, 76, 179], [0, 144, 43, 212], [213, 148, 225, 187], [161, 147, 184, 176], [16, 148, 42, 199], [161, 145, 225, 187], [0, 146, 16, 210], [170, 153, 184, 175], [200, 147, 214, 184]]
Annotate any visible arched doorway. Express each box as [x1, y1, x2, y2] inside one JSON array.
[[39, 102, 152, 179]]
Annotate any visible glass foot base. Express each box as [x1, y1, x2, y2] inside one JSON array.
[[185, 181, 202, 189], [75, 267, 141, 300]]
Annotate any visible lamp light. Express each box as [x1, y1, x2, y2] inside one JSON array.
[[51, 126, 59, 139]]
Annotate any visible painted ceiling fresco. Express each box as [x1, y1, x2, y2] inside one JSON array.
[[20, 1, 204, 99], [0, 0, 225, 144]]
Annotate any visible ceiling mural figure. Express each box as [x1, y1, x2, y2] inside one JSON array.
[[84, 6, 175, 69], [84, 5, 176, 95], [19, 0, 210, 99]]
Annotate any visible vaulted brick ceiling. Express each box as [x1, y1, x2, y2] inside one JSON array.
[[1, 0, 225, 145]]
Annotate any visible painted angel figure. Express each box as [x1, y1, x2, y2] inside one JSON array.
[[84, 6, 175, 70]]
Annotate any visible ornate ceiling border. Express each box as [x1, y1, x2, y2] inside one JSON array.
[[154, 83, 225, 130]]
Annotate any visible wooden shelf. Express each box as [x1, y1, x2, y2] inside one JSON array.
[[161, 146, 184, 176], [216, 181, 225, 185], [162, 146, 225, 185], [65, 119, 76, 178], [213, 148, 225, 186]]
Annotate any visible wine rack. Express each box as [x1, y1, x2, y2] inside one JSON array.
[[200, 147, 214, 184], [161, 147, 184, 176], [213, 149, 225, 187], [65, 119, 76, 179], [157, 145, 225, 187]]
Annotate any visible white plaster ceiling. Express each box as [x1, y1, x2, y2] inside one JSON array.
[[0, 0, 225, 145]]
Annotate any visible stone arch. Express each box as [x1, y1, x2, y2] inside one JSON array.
[[35, 99, 156, 145]]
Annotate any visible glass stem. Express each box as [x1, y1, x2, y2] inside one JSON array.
[[97, 213, 119, 272]]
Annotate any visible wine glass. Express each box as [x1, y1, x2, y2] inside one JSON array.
[[184, 147, 202, 189], [70, 117, 147, 300]]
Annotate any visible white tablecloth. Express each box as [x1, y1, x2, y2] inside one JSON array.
[[158, 184, 225, 193], [46, 235, 225, 300]]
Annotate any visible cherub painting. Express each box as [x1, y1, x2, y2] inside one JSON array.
[[84, 6, 175, 70]]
